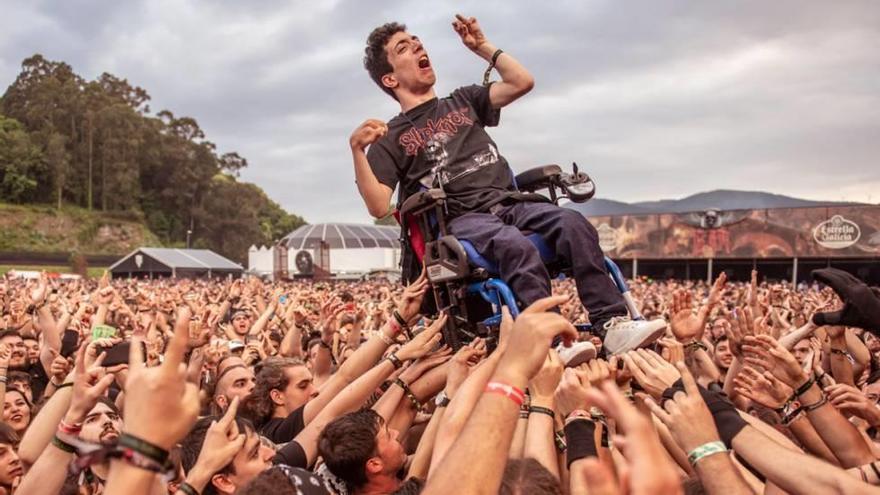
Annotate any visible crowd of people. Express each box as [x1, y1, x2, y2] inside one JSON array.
[[0, 267, 877, 494]]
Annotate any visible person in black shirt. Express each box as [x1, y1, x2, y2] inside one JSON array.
[[351, 16, 667, 356]]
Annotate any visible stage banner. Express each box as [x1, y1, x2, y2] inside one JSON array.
[[587, 206, 880, 259]]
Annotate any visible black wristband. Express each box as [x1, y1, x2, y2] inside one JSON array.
[[564, 419, 598, 467], [529, 406, 555, 419], [792, 376, 815, 399], [386, 353, 403, 369], [118, 433, 169, 465], [662, 379, 747, 449], [491, 48, 504, 65]]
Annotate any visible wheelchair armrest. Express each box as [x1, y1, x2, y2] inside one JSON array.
[[515, 164, 562, 192], [400, 188, 447, 218]]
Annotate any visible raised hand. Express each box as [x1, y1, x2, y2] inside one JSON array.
[[64, 345, 116, 425], [396, 267, 429, 324], [184, 397, 247, 493], [646, 363, 722, 453], [451, 14, 487, 52], [733, 366, 792, 410], [623, 349, 681, 399], [669, 290, 703, 342], [742, 334, 807, 389], [827, 383, 880, 425], [584, 381, 681, 494], [396, 313, 446, 361], [122, 307, 201, 450], [350, 119, 388, 152], [495, 296, 577, 385], [555, 368, 590, 418], [528, 350, 564, 405]]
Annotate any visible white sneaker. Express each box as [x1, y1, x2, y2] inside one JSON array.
[[556, 341, 597, 368], [601, 316, 667, 355]]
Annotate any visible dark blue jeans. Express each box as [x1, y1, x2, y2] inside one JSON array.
[[448, 201, 627, 328]]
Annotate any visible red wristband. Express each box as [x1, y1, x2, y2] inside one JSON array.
[[485, 381, 526, 407], [58, 420, 82, 435]]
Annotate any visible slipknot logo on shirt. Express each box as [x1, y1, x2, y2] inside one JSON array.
[[399, 108, 474, 156]]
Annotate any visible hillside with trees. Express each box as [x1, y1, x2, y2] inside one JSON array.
[[0, 54, 304, 262]]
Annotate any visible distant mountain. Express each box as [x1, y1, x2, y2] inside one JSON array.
[[566, 189, 867, 217]]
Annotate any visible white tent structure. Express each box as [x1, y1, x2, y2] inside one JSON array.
[[248, 223, 401, 279]]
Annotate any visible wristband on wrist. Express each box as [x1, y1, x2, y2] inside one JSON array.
[[118, 433, 170, 466], [564, 419, 598, 467], [59, 420, 83, 435], [0, 376, 6, 384], [830, 348, 853, 361], [393, 378, 422, 412], [482, 49, 504, 86], [791, 376, 815, 400], [529, 405, 555, 419], [802, 394, 828, 413], [687, 441, 728, 466], [391, 310, 412, 339], [484, 381, 525, 407], [52, 435, 77, 454], [386, 353, 403, 369], [554, 430, 567, 453]]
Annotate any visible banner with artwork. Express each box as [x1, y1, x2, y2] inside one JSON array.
[[586, 205, 880, 259]]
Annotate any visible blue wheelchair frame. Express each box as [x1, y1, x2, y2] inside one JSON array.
[[398, 162, 636, 347]]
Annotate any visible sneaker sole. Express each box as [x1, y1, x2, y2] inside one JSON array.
[[563, 347, 597, 368], [607, 322, 667, 355]]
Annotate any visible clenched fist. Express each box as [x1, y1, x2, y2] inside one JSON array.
[[350, 119, 388, 151]]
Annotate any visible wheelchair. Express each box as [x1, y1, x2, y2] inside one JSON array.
[[397, 162, 643, 350]]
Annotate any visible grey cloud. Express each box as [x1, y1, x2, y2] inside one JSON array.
[[1, 0, 878, 224]]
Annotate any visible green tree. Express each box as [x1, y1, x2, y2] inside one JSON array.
[[0, 115, 43, 202]]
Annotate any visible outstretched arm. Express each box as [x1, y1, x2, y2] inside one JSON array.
[[452, 15, 534, 109]]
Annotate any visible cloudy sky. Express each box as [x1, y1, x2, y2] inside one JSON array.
[[2, 0, 879, 224]]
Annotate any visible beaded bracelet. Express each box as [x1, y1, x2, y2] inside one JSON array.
[[687, 441, 728, 466], [393, 379, 421, 412], [802, 394, 828, 413]]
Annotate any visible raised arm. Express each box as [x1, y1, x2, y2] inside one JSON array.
[[451, 15, 533, 109]]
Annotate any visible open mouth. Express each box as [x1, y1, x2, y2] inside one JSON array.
[[418, 55, 431, 69], [10, 414, 23, 423]]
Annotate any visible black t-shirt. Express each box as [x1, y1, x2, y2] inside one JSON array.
[[274, 439, 309, 469], [367, 84, 515, 219], [260, 405, 306, 444]]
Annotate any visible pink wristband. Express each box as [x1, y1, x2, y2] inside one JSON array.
[[485, 381, 526, 407]]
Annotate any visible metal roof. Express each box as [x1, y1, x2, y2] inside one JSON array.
[[281, 223, 399, 250], [109, 248, 243, 271]]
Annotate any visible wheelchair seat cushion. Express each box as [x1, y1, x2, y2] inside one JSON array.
[[460, 232, 555, 274]]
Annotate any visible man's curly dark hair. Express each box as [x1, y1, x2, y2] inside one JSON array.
[[364, 22, 406, 100]]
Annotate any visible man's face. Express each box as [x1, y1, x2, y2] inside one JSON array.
[[280, 366, 317, 412], [373, 423, 406, 475], [384, 31, 435, 95], [714, 340, 733, 369], [792, 340, 812, 367], [710, 320, 729, 341], [0, 336, 26, 369], [218, 429, 275, 494], [22, 339, 38, 364], [232, 313, 251, 335], [216, 366, 256, 409], [80, 402, 122, 445], [0, 442, 22, 487]]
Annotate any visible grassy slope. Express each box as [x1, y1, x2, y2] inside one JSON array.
[[0, 202, 161, 255]]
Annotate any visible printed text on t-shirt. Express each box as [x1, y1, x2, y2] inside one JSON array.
[[399, 108, 474, 156]]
